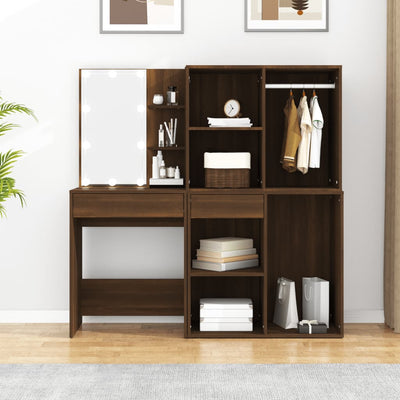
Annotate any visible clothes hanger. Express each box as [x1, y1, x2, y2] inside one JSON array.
[[302, 84, 306, 97], [313, 84, 316, 97]]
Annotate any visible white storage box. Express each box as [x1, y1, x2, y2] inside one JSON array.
[[200, 321, 253, 332], [199, 298, 253, 332], [204, 152, 251, 169], [200, 298, 253, 310]]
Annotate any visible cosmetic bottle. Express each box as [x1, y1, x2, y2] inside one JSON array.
[[157, 150, 163, 169], [158, 124, 164, 147], [152, 156, 159, 179], [159, 160, 166, 179], [174, 166, 180, 179]]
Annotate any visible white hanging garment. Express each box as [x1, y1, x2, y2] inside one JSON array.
[[309, 96, 324, 168], [296, 96, 312, 174]]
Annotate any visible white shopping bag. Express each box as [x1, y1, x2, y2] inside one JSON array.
[[302, 277, 329, 328], [273, 277, 299, 329]]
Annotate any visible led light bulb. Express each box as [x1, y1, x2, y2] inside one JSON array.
[[136, 177, 145, 187], [82, 178, 90, 186], [108, 178, 117, 187], [82, 140, 91, 150], [136, 70, 145, 79]]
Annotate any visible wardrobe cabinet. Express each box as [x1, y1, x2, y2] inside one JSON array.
[[70, 65, 343, 339]]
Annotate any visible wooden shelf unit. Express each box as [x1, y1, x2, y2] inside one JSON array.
[[71, 65, 343, 339]]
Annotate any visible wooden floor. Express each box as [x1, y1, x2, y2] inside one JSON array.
[[0, 323, 398, 364]]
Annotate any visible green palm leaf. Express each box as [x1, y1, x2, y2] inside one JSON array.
[[0, 96, 36, 218], [0, 97, 37, 121]]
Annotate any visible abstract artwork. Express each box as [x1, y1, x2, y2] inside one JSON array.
[[100, 0, 183, 33], [245, 0, 328, 32]]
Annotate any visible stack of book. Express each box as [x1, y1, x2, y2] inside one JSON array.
[[200, 298, 253, 332], [207, 117, 253, 128], [192, 237, 258, 272]]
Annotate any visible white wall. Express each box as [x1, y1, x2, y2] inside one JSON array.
[[0, 0, 386, 323]]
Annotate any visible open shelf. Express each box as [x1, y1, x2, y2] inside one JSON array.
[[266, 322, 342, 338], [148, 146, 185, 151], [190, 322, 265, 338], [147, 69, 186, 185], [189, 129, 262, 188], [190, 267, 264, 277], [188, 68, 263, 127], [189, 127, 263, 131], [265, 67, 341, 188], [189, 276, 265, 337], [266, 193, 343, 337], [148, 105, 185, 110]]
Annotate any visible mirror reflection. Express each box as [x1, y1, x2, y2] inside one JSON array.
[[80, 69, 147, 186]]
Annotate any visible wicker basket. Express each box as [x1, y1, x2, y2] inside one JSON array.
[[205, 168, 250, 188]]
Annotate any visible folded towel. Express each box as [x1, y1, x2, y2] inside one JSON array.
[[207, 117, 252, 127], [204, 152, 251, 169]]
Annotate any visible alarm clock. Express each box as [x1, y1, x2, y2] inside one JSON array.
[[224, 99, 240, 118]]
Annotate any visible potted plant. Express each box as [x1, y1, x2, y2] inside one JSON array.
[[0, 97, 36, 217]]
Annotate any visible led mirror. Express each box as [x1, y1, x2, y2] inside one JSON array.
[[80, 69, 147, 186]]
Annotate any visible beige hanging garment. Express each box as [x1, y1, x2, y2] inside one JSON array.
[[296, 95, 312, 174], [281, 95, 301, 173]]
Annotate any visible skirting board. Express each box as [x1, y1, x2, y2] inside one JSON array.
[[0, 312, 183, 324], [344, 309, 385, 323], [0, 310, 383, 324]]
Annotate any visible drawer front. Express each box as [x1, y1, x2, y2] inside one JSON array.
[[73, 194, 184, 218], [190, 195, 264, 218]]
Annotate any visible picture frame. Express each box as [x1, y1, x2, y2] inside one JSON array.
[[100, 0, 184, 34], [245, 0, 329, 32]]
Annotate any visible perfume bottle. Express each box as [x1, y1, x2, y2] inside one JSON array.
[[167, 86, 177, 105], [159, 160, 166, 179]]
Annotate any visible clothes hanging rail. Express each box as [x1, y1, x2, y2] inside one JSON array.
[[265, 83, 335, 89]]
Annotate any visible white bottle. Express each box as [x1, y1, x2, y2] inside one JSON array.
[[174, 166, 180, 179], [157, 150, 163, 170], [158, 124, 164, 147], [152, 156, 159, 179], [159, 160, 166, 179]]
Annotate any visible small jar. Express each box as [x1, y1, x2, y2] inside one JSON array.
[[167, 86, 177, 105], [167, 167, 175, 178], [153, 94, 164, 105]]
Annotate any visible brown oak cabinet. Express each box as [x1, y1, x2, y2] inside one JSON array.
[[70, 65, 343, 339]]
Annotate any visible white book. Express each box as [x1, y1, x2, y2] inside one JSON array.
[[199, 237, 253, 252], [197, 248, 257, 258], [200, 298, 253, 310], [200, 308, 253, 318], [200, 321, 253, 332], [200, 317, 253, 323], [192, 258, 258, 272]]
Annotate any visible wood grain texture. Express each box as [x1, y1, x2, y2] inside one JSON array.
[[265, 67, 341, 188], [190, 194, 264, 218], [80, 279, 184, 316], [72, 193, 184, 218], [71, 65, 343, 340], [146, 69, 186, 185], [0, 324, 396, 364]]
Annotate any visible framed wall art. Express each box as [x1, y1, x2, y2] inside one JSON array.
[[245, 0, 328, 32], [100, 0, 183, 34]]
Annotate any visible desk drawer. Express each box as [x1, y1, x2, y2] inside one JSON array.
[[73, 193, 184, 218], [190, 194, 264, 218]]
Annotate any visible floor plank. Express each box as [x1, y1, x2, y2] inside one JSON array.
[[0, 323, 398, 364]]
